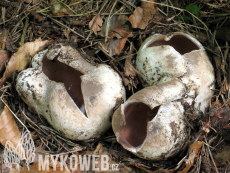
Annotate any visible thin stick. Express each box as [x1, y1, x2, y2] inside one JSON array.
[[0, 98, 28, 131], [20, 107, 69, 151], [0, 2, 40, 26], [19, 17, 29, 46], [204, 136, 219, 173], [105, 0, 118, 42], [85, 0, 108, 42], [41, 13, 85, 38], [50, 12, 131, 17]]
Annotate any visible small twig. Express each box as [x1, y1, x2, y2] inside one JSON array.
[[98, 41, 115, 60], [204, 136, 219, 173], [202, 14, 230, 17], [50, 12, 131, 18], [40, 137, 51, 151], [0, 2, 40, 26], [143, 0, 214, 35], [115, 53, 137, 62], [117, 0, 135, 12], [41, 13, 85, 38], [105, 1, 127, 43], [214, 137, 225, 149], [205, 2, 230, 9], [204, 17, 226, 24], [203, 142, 216, 150], [10, 14, 29, 36], [0, 97, 28, 131], [105, 0, 118, 42], [225, 162, 230, 173], [20, 107, 69, 151], [85, 0, 108, 42], [197, 152, 202, 173], [19, 17, 29, 46], [57, 0, 77, 15], [1, 7, 6, 25]]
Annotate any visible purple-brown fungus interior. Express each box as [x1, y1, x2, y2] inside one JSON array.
[[148, 34, 200, 55], [119, 102, 159, 149], [42, 53, 87, 116]]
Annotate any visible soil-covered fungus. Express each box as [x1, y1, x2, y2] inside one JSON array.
[[112, 79, 187, 159], [16, 44, 125, 140], [136, 32, 215, 112]]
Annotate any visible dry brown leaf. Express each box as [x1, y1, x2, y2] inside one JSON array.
[[58, 8, 73, 15], [128, 0, 157, 29], [109, 15, 132, 38], [214, 56, 221, 68], [101, 37, 128, 56], [128, 7, 143, 29], [100, 15, 133, 39], [0, 38, 52, 86], [63, 28, 71, 39], [89, 16, 103, 35], [0, 49, 9, 74], [108, 27, 133, 39], [124, 56, 139, 79], [123, 56, 140, 89], [122, 45, 139, 90], [30, 10, 45, 22], [0, 103, 20, 148], [211, 100, 222, 108], [141, 0, 157, 25], [178, 141, 203, 173], [221, 81, 229, 94]]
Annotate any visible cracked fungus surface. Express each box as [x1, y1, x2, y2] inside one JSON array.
[[42, 54, 87, 116], [119, 102, 159, 148], [148, 34, 200, 55]]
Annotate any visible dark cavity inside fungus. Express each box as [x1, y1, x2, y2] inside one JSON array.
[[119, 102, 159, 149], [42, 55, 86, 117], [148, 34, 200, 55]]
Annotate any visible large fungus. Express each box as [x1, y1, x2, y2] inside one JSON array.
[[112, 79, 186, 160], [112, 32, 215, 160], [16, 44, 125, 140], [136, 32, 215, 112]]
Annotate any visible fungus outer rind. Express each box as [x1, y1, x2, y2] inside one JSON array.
[[136, 45, 187, 87], [137, 101, 185, 160]]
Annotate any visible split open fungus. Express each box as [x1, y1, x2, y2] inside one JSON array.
[[112, 32, 215, 160], [16, 44, 125, 140]]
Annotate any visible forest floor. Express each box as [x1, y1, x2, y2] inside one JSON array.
[[0, 0, 230, 172]]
